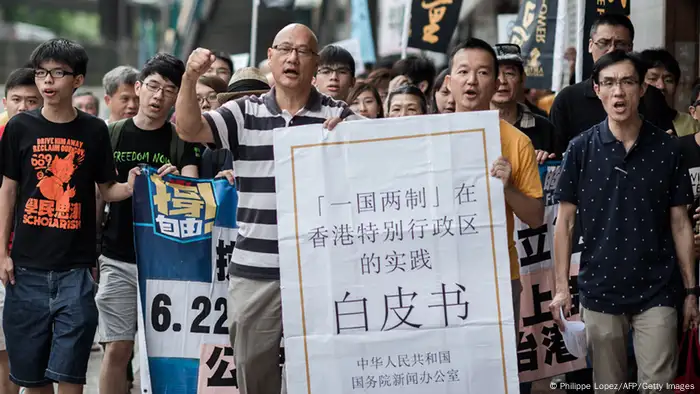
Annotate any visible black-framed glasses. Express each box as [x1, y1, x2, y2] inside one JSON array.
[[197, 92, 219, 103], [35, 68, 76, 79], [272, 44, 317, 58], [593, 39, 631, 51], [143, 81, 178, 97], [692, 100, 700, 108], [598, 77, 639, 89]]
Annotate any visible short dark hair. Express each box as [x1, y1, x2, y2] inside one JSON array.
[[591, 50, 648, 85], [139, 53, 186, 88], [318, 45, 356, 76], [392, 55, 437, 92], [5, 68, 36, 97], [347, 82, 384, 118], [30, 38, 88, 77], [449, 38, 499, 79], [640, 48, 681, 83], [387, 84, 428, 115], [590, 13, 635, 41], [213, 51, 233, 74]]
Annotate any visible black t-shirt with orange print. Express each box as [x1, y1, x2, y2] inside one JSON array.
[[0, 109, 117, 270]]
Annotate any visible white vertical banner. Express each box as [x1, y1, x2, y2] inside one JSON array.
[[274, 112, 519, 394], [378, 0, 409, 57], [575, 0, 585, 83], [551, 0, 569, 92]]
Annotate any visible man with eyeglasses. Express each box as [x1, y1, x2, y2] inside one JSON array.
[[96, 53, 200, 394], [550, 50, 699, 392], [0, 38, 140, 394], [550, 14, 674, 154], [175, 23, 361, 394], [313, 44, 356, 102]]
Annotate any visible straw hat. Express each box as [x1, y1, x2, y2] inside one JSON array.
[[217, 67, 271, 104]]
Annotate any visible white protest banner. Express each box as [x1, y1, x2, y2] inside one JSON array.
[[514, 161, 587, 383], [274, 112, 519, 393]]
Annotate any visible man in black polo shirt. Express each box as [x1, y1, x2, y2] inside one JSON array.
[[550, 14, 674, 154], [550, 51, 699, 390], [491, 43, 559, 161]]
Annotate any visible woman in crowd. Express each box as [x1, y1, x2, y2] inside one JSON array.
[[196, 75, 228, 112], [386, 85, 427, 118], [431, 68, 455, 114], [348, 82, 383, 119]]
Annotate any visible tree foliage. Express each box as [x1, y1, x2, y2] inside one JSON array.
[[3, 4, 100, 43]]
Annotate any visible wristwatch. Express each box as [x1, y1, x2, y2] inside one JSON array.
[[685, 286, 699, 297]]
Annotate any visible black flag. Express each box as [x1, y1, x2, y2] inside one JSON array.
[[509, 0, 560, 90], [407, 0, 463, 54]]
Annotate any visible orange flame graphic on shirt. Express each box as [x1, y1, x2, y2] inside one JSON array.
[[37, 151, 81, 208]]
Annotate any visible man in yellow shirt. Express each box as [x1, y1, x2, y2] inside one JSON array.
[[446, 38, 545, 334], [0, 111, 7, 127]]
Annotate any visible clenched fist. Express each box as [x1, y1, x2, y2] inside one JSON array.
[[186, 48, 217, 78]]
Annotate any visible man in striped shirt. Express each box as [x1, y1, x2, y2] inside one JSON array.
[[175, 23, 361, 394]]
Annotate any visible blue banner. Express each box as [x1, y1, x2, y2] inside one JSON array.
[[133, 167, 239, 394], [351, 0, 377, 64]]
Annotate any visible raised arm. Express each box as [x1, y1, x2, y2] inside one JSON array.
[[175, 48, 217, 144]]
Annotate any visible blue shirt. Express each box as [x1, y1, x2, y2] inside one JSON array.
[[554, 119, 693, 315]]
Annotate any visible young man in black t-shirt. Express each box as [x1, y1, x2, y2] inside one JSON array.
[[0, 66, 42, 394], [96, 53, 199, 394], [0, 38, 140, 393]]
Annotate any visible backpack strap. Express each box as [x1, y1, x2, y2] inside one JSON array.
[[169, 122, 186, 170], [107, 118, 130, 152]]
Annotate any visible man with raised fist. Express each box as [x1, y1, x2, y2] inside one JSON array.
[[175, 23, 362, 394]]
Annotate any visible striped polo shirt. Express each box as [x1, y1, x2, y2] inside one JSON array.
[[203, 87, 361, 280]]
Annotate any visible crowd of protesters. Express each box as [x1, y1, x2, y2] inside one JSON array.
[[0, 11, 699, 394]]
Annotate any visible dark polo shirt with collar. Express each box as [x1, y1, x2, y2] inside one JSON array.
[[203, 87, 361, 280], [554, 119, 693, 315], [550, 80, 675, 155]]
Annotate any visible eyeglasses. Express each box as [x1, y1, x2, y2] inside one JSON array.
[[272, 44, 317, 58], [593, 39, 631, 52], [692, 100, 700, 108], [598, 77, 639, 89], [35, 68, 76, 79], [143, 81, 178, 97], [197, 92, 219, 104], [317, 66, 352, 77]]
